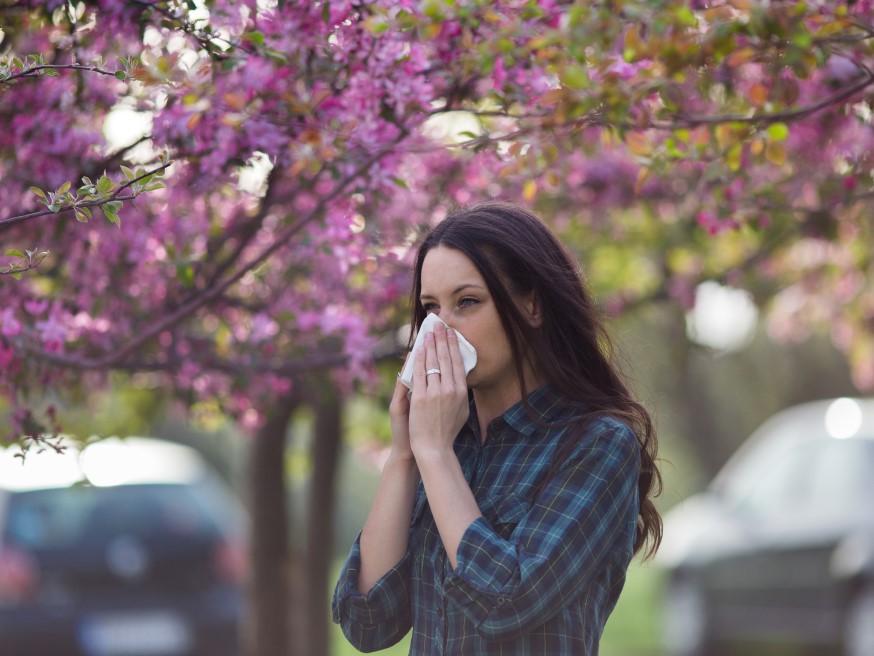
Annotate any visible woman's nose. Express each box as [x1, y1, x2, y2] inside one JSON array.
[[437, 311, 452, 328]]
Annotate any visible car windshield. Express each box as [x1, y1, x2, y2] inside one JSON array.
[[4, 484, 223, 552]]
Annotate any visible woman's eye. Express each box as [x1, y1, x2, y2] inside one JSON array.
[[423, 303, 438, 314], [459, 297, 478, 308]]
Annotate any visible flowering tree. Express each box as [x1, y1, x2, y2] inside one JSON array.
[[2, 1, 874, 655]]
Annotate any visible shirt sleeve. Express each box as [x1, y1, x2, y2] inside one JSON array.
[[443, 418, 641, 640], [331, 532, 413, 652]]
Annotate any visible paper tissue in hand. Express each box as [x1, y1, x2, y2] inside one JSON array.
[[399, 313, 477, 390]]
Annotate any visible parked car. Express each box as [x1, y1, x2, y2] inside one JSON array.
[[659, 397, 874, 656], [658, 398, 874, 656], [0, 436, 247, 656]]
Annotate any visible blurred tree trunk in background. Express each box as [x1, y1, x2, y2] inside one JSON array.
[[303, 382, 343, 656], [247, 393, 300, 656]]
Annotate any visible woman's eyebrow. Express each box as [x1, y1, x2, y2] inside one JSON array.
[[420, 283, 485, 300]]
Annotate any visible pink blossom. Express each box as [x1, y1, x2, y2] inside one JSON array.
[[0, 344, 19, 376], [1, 310, 23, 337]]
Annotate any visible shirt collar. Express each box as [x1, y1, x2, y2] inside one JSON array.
[[465, 383, 580, 440]]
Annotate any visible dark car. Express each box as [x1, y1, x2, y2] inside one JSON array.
[[659, 397, 874, 656], [0, 437, 247, 656]]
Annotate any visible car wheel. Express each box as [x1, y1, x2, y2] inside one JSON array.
[[663, 576, 712, 656], [844, 584, 874, 656]]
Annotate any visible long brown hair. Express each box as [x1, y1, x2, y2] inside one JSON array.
[[409, 201, 662, 559]]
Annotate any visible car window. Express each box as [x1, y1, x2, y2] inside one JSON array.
[[731, 444, 813, 518], [4, 484, 223, 551], [805, 438, 874, 513], [728, 438, 874, 520]]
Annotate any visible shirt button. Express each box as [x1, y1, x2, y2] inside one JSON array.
[[437, 607, 445, 618], [496, 596, 507, 607]]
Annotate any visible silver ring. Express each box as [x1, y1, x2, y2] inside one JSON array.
[[426, 368, 441, 376]]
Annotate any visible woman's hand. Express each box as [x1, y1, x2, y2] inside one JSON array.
[[409, 321, 470, 457], [388, 353, 415, 463]]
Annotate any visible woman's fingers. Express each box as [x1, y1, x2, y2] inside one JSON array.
[[411, 324, 466, 398], [423, 331, 441, 389], [446, 327, 467, 388], [432, 323, 454, 387]]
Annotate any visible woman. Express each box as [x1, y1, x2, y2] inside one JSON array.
[[333, 201, 662, 655]]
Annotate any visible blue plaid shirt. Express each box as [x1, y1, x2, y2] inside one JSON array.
[[333, 384, 641, 655]]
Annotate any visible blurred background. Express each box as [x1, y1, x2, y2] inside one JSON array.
[[4, 301, 866, 656], [3, 2, 874, 656]]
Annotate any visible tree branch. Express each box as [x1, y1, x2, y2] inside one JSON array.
[[436, 62, 874, 144], [129, 0, 253, 57], [0, 161, 171, 229], [650, 64, 874, 129], [0, 64, 118, 84], [24, 326, 406, 377], [23, 134, 408, 370]]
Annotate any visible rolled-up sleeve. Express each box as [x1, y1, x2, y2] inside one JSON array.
[[331, 533, 413, 652], [443, 419, 640, 640]]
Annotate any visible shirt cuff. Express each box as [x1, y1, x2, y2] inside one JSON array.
[[332, 532, 412, 627], [443, 517, 521, 622]]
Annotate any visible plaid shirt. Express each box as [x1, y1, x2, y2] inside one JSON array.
[[333, 384, 641, 655]]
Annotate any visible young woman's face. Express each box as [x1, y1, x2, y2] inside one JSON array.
[[419, 245, 516, 392]]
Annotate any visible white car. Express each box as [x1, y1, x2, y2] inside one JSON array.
[[658, 398, 874, 656]]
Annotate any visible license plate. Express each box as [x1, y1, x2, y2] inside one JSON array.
[[79, 611, 193, 656]]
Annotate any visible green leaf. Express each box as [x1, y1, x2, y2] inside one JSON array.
[[96, 175, 114, 193], [48, 203, 62, 213], [104, 209, 120, 227], [143, 183, 165, 192], [726, 143, 743, 171], [29, 186, 46, 199], [103, 201, 123, 213], [79, 206, 92, 219], [115, 70, 127, 81], [176, 264, 195, 287], [561, 64, 589, 90], [74, 209, 89, 223], [5, 249, 26, 258], [10, 272, 22, 280], [57, 181, 71, 195], [767, 122, 789, 142], [674, 7, 698, 26], [120, 165, 136, 180], [245, 31, 265, 46]]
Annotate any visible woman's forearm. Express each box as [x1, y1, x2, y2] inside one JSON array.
[[358, 453, 420, 593], [415, 447, 482, 569]]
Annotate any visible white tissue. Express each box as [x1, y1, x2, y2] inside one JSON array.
[[399, 313, 477, 389]]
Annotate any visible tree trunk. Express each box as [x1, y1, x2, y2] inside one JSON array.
[[303, 383, 343, 656], [245, 395, 299, 656]]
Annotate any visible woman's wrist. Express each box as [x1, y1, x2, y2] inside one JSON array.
[[411, 443, 455, 468], [385, 448, 419, 470]]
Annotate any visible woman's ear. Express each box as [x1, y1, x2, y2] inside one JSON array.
[[524, 292, 542, 327]]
